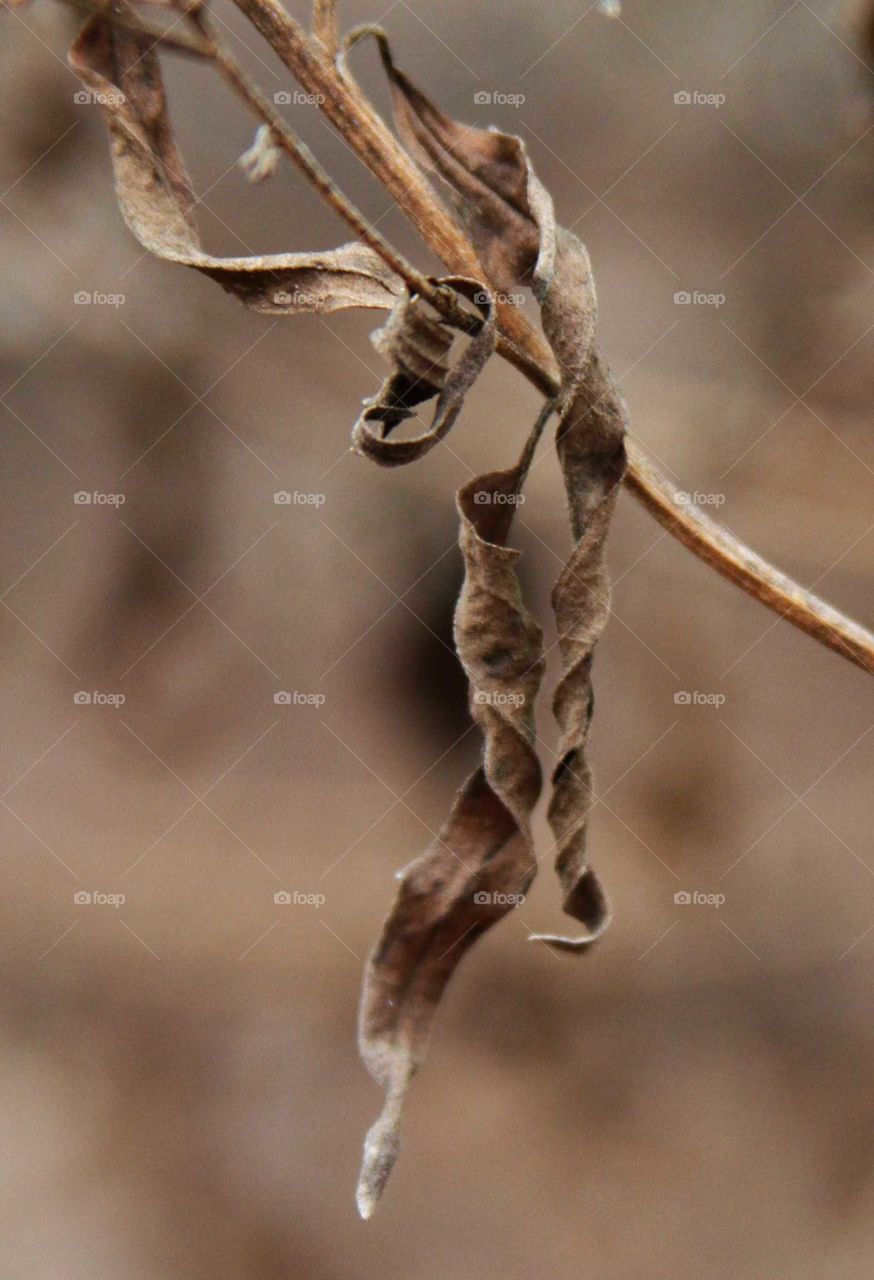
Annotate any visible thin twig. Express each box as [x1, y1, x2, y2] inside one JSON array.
[[624, 450, 874, 674]]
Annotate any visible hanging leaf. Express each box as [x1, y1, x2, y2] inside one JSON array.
[[357, 425, 546, 1217], [351, 278, 496, 466], [369, 37, 627, 946], [530, 347, 626, 952], [68, 18, 403, 314], [528, 224, 626, 954]]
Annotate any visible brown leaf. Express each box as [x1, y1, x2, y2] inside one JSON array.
[[370, 36, 627, 948], [530, 347, 626, 953], [357, 426, 545, 1217], [68, 17, 403, 314], [345, 26, 551, 291], [529, 231, 626, 953], [351, 278, 496, 466]]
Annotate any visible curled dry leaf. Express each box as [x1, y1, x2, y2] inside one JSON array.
[[529, 223, 626, 952], [68, 17, 403, 314], [351, 278, 496, 466], [357, 425, 546, 1218], [532, 345, 627, 951], [373, 35, 626, 948]]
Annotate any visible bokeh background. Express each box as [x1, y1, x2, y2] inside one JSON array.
[[1, 0, 873, 1275]]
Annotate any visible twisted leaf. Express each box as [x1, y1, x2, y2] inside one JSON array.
[[69, 17, 403, 314], [357, 427, 545, 1217], [374, 38, 626, 947], [532, 348, 626, 951], [351, 278, 496, 466]]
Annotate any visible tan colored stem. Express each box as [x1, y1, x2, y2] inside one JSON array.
[[624, 449, 874, 673]]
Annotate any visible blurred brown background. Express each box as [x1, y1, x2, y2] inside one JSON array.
[[1, 0, 873, 1275]]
